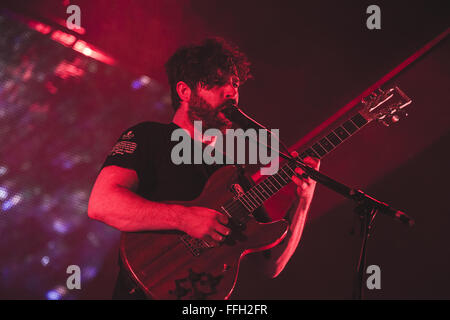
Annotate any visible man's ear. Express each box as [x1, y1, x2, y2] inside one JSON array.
[[176, 81, 192, 103]]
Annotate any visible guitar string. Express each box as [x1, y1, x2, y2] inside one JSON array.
[[223, 156, 301, 219], [190, 111, 379, 251], [198, 115, 366, 250]]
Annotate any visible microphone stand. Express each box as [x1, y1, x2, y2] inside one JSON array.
[[226, 105, 414, 300]]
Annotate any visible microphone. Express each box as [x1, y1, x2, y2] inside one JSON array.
[[221, 102, 293, 159], [222, 103, 260, 130], [221, 103, 265, 131]]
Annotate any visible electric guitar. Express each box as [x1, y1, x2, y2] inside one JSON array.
[[119, 85, 412, 300]]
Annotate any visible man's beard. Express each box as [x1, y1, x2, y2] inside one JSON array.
[[187, 92, 233, 133]]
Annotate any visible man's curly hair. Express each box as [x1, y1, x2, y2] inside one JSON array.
[[165, 37, 252, 111]]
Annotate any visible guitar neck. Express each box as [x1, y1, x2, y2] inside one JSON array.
[[297, 111, 369, 160], [232, 111, 371, 213]]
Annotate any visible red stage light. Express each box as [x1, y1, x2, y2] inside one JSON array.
[[73, 40, 116, 66], [54, 60, 85, 79], [27, 21, 52, 35], [55, 18, 86, 35], [50, 30, 77, 47]]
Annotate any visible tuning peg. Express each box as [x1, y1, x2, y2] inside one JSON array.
[[380, 113, 405, 126]]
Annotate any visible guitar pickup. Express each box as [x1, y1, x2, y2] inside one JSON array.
[[179, 234, 209, 256]]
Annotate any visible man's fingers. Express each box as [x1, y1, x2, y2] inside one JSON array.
[[215, 223, 230, 237], [294, 168, 309, 181], [216, 213, 229, 225], [303, 156, 320, 170], [290, 152, 319, 169], [292, 175, 310, 190], [291, 174, 300, 184], [210, 231, 225, 242], [295, 167, 306, 176], [203, 235, 219, 247]]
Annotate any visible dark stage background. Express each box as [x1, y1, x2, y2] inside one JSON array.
[[0, 0, 448, 299]]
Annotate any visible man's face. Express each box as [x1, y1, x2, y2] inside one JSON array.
[[187, 75, 240, 132]]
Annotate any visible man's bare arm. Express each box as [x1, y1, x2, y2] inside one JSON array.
[[252, 156, 319, 279], [264, 192, 314, 278], [87, 165, 229, 241]]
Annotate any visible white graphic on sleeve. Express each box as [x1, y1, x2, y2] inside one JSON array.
[[110, 141, 137, 156], [121, 131, 135, 140]]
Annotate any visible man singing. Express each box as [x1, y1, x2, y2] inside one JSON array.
[[87, 37, 319, 299]]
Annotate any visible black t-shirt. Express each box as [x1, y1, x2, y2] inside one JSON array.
[[102, 121, 223, 202], [101, 121, 270, 299]]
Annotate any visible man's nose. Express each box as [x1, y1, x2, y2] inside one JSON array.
[[224, 85, 239, 101]]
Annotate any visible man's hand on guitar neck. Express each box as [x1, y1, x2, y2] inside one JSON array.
[[257, 152, 320, 279], [180, 153, 321, 248], [290, 152, 320, 206]]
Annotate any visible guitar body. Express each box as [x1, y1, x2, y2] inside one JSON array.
[[118, 77, 415, 300], [119, 82, 414, 299], [120, 165, 289, 300]]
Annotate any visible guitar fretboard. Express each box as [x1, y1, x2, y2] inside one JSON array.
[[224, 112, 369, 216]]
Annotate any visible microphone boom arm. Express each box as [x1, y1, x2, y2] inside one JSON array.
[[224, 104, 414, 227]]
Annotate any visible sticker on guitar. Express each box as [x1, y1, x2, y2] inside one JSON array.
[[169, 268, 223, 300]]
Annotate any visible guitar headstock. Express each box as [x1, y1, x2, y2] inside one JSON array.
[[360, 86, 412, 126]]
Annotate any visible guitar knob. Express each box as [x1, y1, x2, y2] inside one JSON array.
[[229, 183, 244, 197], [391, 114, 400, 123]]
